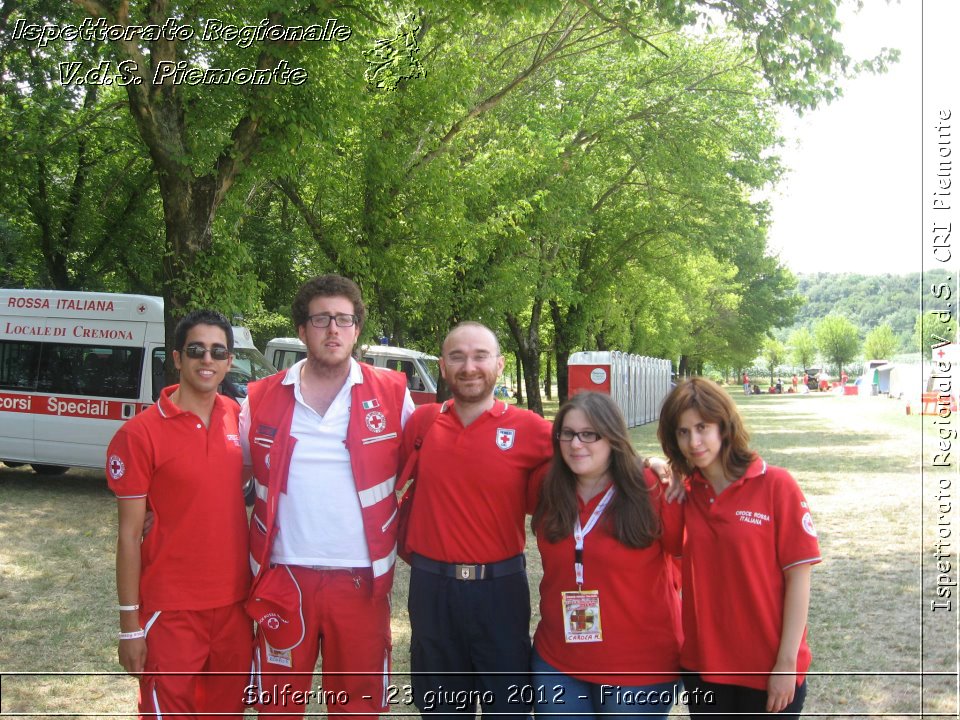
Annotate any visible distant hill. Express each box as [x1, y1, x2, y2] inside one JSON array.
[[785, 272, 933, 348]]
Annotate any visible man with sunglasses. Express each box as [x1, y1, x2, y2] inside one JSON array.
[[107, 309, 253, 718], [240, 275, 415, 719]]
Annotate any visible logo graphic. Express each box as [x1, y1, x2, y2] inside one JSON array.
[[590, 368, 607, 384], [801, 511, 817, 537], [366, 411, 387, 433], [108, 454, 125, 480], [265, 615, 283, 630], [496, 428, 515, 450], [364, 12, 425, 91], [227, 433, 241, 447], [361, 399, 380, 410]]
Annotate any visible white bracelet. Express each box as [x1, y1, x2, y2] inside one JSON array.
[[118, 604, 140, 612], [118, 629, 145, 640]]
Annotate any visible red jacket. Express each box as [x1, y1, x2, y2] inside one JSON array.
[[245, 363, 408, 598]]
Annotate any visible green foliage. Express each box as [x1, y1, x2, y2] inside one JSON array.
[[788, 327, 817, 370], [914, 312, 957, 358], [792, 272, 923, 348], [814, 314, 860, 375], [862, 323, 899, 360], [244, 311, 296, 352], [2, 0, 890, 397], [761, 336, 787, 384]]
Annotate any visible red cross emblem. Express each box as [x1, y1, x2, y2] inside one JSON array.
[[108, 454, 125, 480], [365, 410, 386, 434], [496, 428, 515, 450]]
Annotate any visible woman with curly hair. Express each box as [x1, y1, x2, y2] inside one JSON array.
[[658, 377, 821, 717], [531, 391, 683, 720]]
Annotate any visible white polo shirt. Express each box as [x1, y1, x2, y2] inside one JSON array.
[[240, 358, 414, 568]]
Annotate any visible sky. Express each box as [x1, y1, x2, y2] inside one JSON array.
[[766, 0, 923, 277]]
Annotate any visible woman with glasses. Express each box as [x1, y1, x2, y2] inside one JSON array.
[[657, 378, 821, 717], [530, 391, 683, 720]]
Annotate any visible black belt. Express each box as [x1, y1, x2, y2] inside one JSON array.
[[409, 552, 525, 581]]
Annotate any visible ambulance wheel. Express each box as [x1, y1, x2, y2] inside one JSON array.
[[2, 461, 26, 468], [243, 477, 256, 506], [31, 464, 69, 476]]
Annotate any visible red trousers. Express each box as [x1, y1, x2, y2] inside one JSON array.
[[138, 602, 253, 720], [252, 565, 391, 719]]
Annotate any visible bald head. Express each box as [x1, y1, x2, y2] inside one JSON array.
[[440, 322, 504, 407], [442, 321, 501, 357]]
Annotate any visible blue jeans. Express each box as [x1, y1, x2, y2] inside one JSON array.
[[531, 648, 678, 720]]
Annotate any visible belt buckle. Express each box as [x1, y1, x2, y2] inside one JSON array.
[[455, 564, 477, 580]]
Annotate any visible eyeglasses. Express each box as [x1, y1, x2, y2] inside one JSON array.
[[307, 313, 358, 328], [443, 351, 497, 366], [183, 343, 231, 361], [556, 429, 602, 443]]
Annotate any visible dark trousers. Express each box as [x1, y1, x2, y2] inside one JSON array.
[[408, 564, 531, 718], [683, 670, 807, 718]]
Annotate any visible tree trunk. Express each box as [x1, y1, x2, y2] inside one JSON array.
[[514, 351, 524, 405], [544, 353, 552, 400], [550, 299, 583, 406], [678, 355, 689, 378], [505, 310, 543, 416]]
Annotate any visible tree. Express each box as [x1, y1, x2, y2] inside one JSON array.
[[5, 0, 893, 396], [863, 323, 899, 360], [814, 315, 860, 376], [788, 327, 817, 370], [0, 1, 162, 292], [914, 312, 957, 357], [761, 337, 786, 385]]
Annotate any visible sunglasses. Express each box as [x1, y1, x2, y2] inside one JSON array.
[[183, 343, 231, 361]]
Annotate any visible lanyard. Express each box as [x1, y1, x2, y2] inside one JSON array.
[[573, 486, 615, 588]]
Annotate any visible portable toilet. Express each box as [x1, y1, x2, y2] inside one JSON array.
[[568, 351, 614, 397]]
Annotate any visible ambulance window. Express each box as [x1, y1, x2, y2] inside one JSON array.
[[273, 350, 301, 370], [36, 343, 143, 399], [397, 360, 423, 391], [0, 341, 40, 390], [152, 349, 166, 401], [421, 359, 439, 385]]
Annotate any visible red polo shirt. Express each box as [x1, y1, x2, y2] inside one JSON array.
[[681, 457, 821, 690], [107, 386, 250, 612], [534, 469, 683, 685], [403, 400, 553, 563]]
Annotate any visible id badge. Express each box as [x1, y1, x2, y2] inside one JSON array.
[[562, 590, 602, 643]]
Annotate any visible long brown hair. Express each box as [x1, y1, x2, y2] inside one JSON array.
[[533, 392, 661, 548], [657, 377, 756, 479]]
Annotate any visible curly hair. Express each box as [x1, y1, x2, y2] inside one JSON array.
[[291, 275, 366, 330], [533, 392, 661, 548], [657, 377, 755, 480]]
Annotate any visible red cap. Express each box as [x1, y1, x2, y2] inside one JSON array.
[[244, 566, 304, 651]]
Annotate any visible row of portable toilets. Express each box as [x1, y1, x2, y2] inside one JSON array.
[[568, 351, 672, 428]]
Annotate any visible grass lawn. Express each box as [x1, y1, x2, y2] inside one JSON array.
[[0, 389, 953, 717]]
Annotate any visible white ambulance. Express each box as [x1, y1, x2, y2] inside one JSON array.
[[0, 289, 274, 475], [264, 337, 439, 405]]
